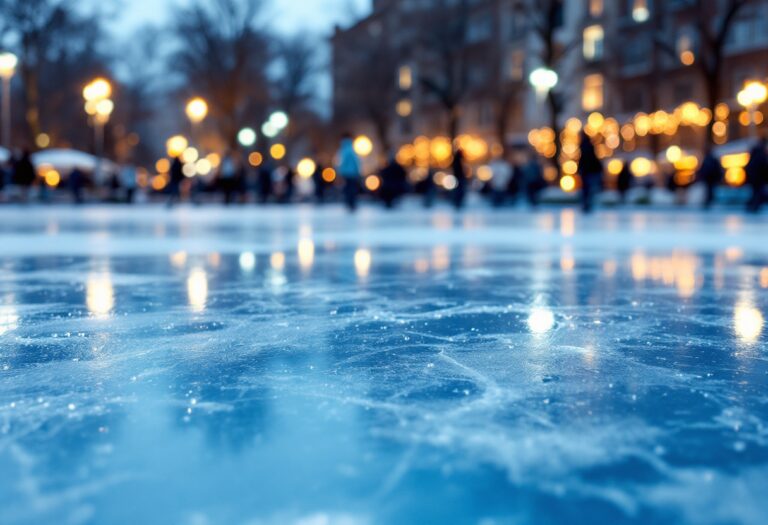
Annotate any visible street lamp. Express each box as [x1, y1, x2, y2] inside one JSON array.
[[529, 67, 559, 102], [83, 77, 113, 181], [737, 80, 768, 139], [237, 127, 257, 148], [0, 52, 18, 149], [186, 97, 208, 125]]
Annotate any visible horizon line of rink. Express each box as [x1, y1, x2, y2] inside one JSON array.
[[1, 234, 766, 355]]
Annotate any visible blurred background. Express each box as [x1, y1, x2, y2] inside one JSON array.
[[0, 0, 766, 206]]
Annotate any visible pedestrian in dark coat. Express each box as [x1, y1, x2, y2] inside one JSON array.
[[617, 163, 632, 204], [746, 138, 768, 213], [697, 149, 723, 210], [167, 157, 184, 207], [452, 149, 467, 210], [379, 155, 407, 209], [577, 131, 603, 213]]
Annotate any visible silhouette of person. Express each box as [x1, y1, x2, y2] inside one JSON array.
[[337, 133, 361, 212], [746, 137, 768, 213], [697, 149, 723, 210], [577, 131, 603, 213], [167, 157, 184, 207], [451, 149, 467, 210], [379, 154, 407, 209]]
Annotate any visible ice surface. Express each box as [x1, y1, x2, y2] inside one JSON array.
[[0, 203, 767, 525]]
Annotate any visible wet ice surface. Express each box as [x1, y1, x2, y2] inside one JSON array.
[[0, 204, 767, 525]]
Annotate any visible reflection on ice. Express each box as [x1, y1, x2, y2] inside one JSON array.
[[354, 248, 371, 278], [86, 273, 114, 317], [734, 301, 764, 344], [0, 296, 19, 335], [431, 246, 450, 272], [270, 251, 286, 271], [170, 250, 188, 269], [187, 267, 208, 312], [297, 238, 315, 271], [2, 209, 768, 525], [239, 251, 256, 272], [527, 307, 555, 335]]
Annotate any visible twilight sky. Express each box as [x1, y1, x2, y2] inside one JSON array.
[[114, 0, 370, 36]]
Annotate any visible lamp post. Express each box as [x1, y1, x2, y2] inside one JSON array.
[[529, 67, 559, 104], [737, 80, 768, 139], [0, 52, 18, 149], [83, 78, 113, 182], [185, 97, 208, 147]]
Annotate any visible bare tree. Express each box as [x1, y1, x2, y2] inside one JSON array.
[[654, 0, 756, 145], [170, 0, 272, 149], [521, 0, 575, 172], [273, 35, 319, 153], [0, 0, 107, 149], [415, 0, 472, 142], [332, 20, 399, 154]]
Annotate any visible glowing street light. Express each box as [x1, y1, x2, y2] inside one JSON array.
[[166, 135, 189, 158], [83, 77, 114, 181], [83, 77, 112, 102], [529, 67, 559, 102], [353, 135, 373, 157], [737, 80, 768, 138], [269, 111, 289, 130], [0, 52, 18, 149], [237, 127, 257, 148], [185, 97, 208, 124]]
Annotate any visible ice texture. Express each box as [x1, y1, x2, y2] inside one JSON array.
[[0, 204, 767, 525]]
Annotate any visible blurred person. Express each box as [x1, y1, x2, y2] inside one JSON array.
[[257, 158, 274, 204], [488, 152, 512, 208], [523, 151, 544, 207], [218, 152, 239, 205], [451, 149, 467, 210], [69, 167, 86, 204], [0, 157, 9, 199], [167, 157, 184, 207], [280, 165, 295, 204], [337, 133, 361, 212], [312, 161, 327, 204], [577, 131, 603, 214], [13, 150, 36, 203], [746, 137, 768, 213], [697, 149, 723, 210], [379, 154, 407, 209], [120, 165, 138, 204], [417, 167, 437, 209], [617, 162, 632, 204]]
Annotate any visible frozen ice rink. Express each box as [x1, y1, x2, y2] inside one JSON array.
[[0, 203, 767, 525]]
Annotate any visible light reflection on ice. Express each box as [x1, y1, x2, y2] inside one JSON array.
[[297, 238, 315, 271], [734, 301, 764, 344], [187, 267, 208, 312], [86, 273, 114, 317], [527, 307, 555, 335], [270, 251, 286, 271], [239, 251, 256, 272], [0, 295, 19, 335], [170, 251, 188, 269], [354, 249, 371, 278]]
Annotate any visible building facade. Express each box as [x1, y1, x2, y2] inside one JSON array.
[[332, 0, 768, 167]]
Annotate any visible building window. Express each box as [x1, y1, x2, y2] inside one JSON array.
[[509, 49, 525, 81], [399, 66, 413, 90], [583, 25, 604, 61], [583, 74, 604, 111], [467, 12, 493, 43], [589, 0, 604, 17]]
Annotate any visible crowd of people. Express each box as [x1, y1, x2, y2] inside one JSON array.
[[2, 133, 768, 214]]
